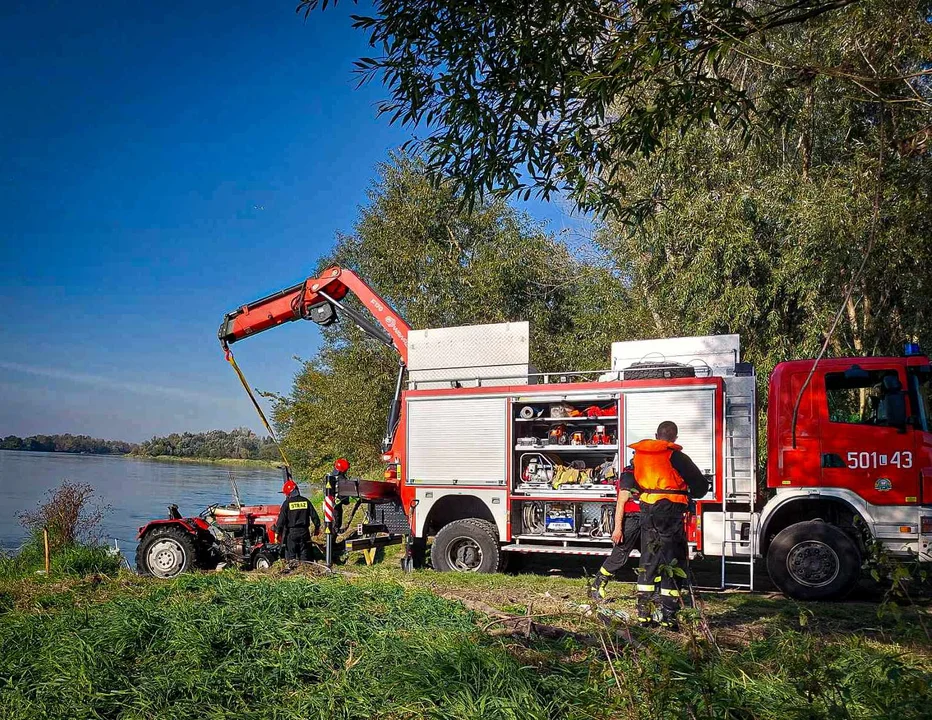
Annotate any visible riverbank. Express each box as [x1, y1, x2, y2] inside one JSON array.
[[124, 454, 282, 469], [0, 563, 929, 719]]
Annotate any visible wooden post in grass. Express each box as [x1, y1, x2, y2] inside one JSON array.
[[43, 527, 50, 574]]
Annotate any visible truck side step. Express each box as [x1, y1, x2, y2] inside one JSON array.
[[501, 544, 611, 557]]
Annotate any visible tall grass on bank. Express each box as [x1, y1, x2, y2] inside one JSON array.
[[0, 573, 929, 720], [0, 536, 121, 580]]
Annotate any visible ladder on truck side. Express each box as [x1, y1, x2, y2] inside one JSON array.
[[720, 386, 758, 590]]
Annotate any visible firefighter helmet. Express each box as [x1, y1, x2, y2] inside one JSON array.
[[281, 478, 297, 495]]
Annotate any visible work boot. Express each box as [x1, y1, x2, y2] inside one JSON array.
[[636, 595, 657, 627], [588, 569, 611, 603], [659, 607, 680, 632]]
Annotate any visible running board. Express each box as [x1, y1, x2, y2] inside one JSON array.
[[501, 544, 611, 557]]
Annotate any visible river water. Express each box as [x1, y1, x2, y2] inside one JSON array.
[[0, 450, 287, 564]]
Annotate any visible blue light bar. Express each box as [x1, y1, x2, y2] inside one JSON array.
[[905, 342, 922, 356]]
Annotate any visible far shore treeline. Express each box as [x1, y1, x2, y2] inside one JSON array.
[[0, 434, 135, 455], [1, 428, 278, 462]]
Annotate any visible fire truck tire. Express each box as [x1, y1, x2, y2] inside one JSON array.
[[767, 521, 861, 601], [431, 519, 501, 573], [136, 526, 198, 579]]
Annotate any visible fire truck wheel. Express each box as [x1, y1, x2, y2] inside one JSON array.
[[767, 521, 861, 601], [431, 519, 501, 573], [135, 526, 198, 579]]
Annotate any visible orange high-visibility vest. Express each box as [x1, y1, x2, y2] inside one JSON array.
[[630, 439, 689, 505]]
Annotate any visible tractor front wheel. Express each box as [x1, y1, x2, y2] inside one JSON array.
[[252, 548, 278, 570], [136, 526, 199, 578]]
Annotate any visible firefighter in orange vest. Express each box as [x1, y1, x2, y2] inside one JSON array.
[[630, 421, 706, 629]]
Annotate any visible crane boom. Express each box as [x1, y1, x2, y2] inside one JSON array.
[[218, 266, 410, 364]]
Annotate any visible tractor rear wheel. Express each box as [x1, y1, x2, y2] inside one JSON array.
[[431, 519, 501, 573], [136, 526, 199, 578]]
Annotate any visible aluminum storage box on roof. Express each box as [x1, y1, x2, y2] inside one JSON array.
[[407, 321, 532, 389]]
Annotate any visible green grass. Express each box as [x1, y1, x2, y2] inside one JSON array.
[[0, 566, 929, 720], [0, 538, 121, 581], [49, 544, 122, 576]]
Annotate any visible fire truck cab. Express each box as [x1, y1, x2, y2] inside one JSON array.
[[760, 351, 932, 597]]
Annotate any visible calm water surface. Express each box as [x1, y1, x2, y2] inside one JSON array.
[[0, 450, 287, 563]]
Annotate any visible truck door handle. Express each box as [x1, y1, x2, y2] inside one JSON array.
[[821, 453, 846, 468]]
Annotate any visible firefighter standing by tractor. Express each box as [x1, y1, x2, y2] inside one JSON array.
[[627, 421, 708, 629], [274, 474, 320, 562]]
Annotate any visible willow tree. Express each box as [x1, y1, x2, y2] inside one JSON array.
[[299, 1, 929, 217], [596, 3, 932, 403]]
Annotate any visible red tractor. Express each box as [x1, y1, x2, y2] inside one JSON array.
[[136, 496, 284, 578]]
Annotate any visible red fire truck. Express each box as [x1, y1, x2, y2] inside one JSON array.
[[218, 266, 932, 600]]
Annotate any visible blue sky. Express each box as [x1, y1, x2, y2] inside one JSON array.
[[0, 0, 588, 442]]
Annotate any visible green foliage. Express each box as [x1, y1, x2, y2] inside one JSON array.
[[0, 573, 929, 719], [50, 544, 121, 577], [0, 539, 120, 581], [132, 427, 279, 461], [590, 6, 932, 455], [0, 433, 135, 454], [299, 1, 931, 216], [273, 155, 634, 473], [0, 544, 42, 581], [5, 483, 121, 580]]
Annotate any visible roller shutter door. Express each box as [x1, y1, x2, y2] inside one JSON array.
[[407, 397, 507, 485], [623, 388, 716, 476]]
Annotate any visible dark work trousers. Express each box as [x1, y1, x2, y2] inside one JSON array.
[[284, 531, 312, 562], [637, 500, 688, 620], [600, 513, 642, 576]]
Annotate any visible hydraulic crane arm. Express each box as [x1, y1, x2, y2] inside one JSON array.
[[218, 266, 410, 364]]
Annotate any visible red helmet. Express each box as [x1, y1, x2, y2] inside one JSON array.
[[334, 458, 350, 474], [281, 478, 297, 495]]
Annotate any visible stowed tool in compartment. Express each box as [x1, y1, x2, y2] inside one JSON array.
[[521, 454, 555, 486], [518, 405, 545, 419], [519, 500, 616, 538], [589, 425, 614, 445], [516, 453, 617, 492], [544, 503, 576, 533], [548, 424, 570, 445]]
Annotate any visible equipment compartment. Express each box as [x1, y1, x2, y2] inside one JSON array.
[[513, 499, 616, 539], [511, 396, 620, 498]]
